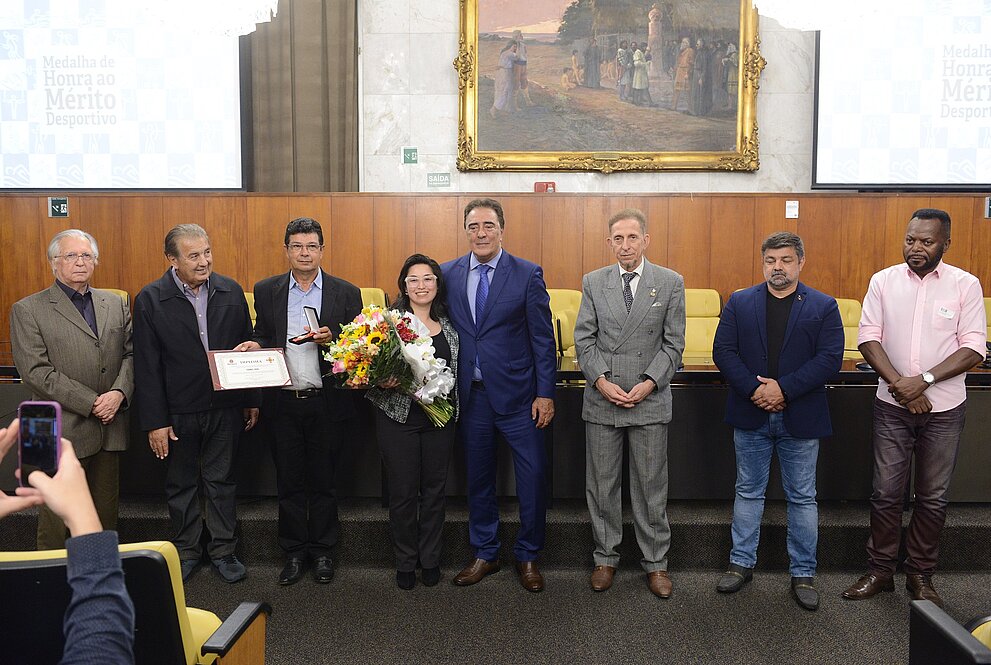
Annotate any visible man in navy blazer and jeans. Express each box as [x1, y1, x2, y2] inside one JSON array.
[[712, 232, 843, 610], [442, 198, 557, 592]]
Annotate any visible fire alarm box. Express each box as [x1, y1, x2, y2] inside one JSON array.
[[534, 181, 556, 192]]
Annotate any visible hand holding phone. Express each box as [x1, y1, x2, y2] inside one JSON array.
[[18, 401, 61, 486]]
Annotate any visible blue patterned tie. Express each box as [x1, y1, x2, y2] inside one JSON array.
[[475, 264, 491, 326], [622, 272, 636, 312]]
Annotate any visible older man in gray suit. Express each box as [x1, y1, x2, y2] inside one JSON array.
[[574, 208, 685, 599], [11, 229, 133, 549]]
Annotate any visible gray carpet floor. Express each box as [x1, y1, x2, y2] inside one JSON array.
[[182, 565, 991, 665]]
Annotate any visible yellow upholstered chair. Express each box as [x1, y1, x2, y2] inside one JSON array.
[[100, 287, 130, 307], [0, 540, 270, 665], [685, 288, 721, 318], [361, 287, 388, 308], [835, 298, 864, 361], [969, 614, 991, 650], [547, 288, 582, 314], [682, 316, 720, 366], [554, 310, 577, 357], [244, 292, 257, 327]]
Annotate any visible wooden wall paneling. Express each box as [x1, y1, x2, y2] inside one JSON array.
[[242, 196, 289, 290], [641, 197, 670, 268], [929, 196, 975, 274], [0, 197, 48, 351], [581, 196, 630, 277], [413, 197, 460, 265], [60, 196, 122, 291], [492, 196, 542, 265], [118, 196, 165, 299], [753, 197, 798, 284], [454, 196, 473, 257], [709, 197, 755, 301], [795, 197, 844, 298], [539, 197, 585, 288], [968, 198, 991, 290], [330, 197, 374, 288], [881, 196, 929, 268], [665, 197, 710, 287], [836, 197, 886, 301], [371, 197, 415, 294], [159, 197, 205, 280], [207, 196, 251, 288]]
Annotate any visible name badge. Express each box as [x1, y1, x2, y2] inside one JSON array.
[[937, 306, 955, 320]]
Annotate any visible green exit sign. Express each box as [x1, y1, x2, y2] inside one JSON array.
[[48, 197, 68, 218], [402, 147, 418, 164]]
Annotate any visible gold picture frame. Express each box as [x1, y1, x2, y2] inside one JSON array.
[[454, 0, 765, 173]]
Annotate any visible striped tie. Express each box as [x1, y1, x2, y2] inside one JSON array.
[[622, 272, 636, 312], [475, 264, 491, 325]]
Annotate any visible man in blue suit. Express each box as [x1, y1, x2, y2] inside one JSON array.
[[712, 232, 843, 611], [442, 198, 557, 593]]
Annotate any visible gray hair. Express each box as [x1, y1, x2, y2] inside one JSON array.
[[608, 208, 647, 236], [47, 229, 99, 274], [164, 224, 209, 258], [761, 231, 805, 260]]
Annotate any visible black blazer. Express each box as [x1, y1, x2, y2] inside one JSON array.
[[252, 270, 362, 421], [133, 270, 257, 432]]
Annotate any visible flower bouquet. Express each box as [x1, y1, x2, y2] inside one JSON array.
[[322, 305, 455, 427]]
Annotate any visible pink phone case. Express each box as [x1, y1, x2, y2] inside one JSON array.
[[17, 401, 62, 486]]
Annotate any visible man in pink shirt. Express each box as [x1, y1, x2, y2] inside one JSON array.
[[842, 209, 986, 608]]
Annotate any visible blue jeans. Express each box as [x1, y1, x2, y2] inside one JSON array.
[[730, 412, 819, 577]]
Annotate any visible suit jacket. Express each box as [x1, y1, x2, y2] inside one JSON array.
[[133, 270, 256, 432], [251, 269, 362, 421], [574, 260, 686, 427], [442, 251, 556, 415], [10, 284, 134, 457], [712, 281, 844, 439]]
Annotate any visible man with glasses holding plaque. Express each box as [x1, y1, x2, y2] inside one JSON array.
[[247, 217, 362, 585], [11, 229, 133, 550]]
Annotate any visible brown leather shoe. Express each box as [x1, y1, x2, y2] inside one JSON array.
[[515, 561, 544, 592], [841, 572, 894, 600], [647, 570, 672, 599], [452, 558, 500, 586], [906, 573, 944, 608], [590, 565, 616, 592]]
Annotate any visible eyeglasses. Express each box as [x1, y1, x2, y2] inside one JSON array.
[[286, 243, 323, 253], [404, 275, 438, 287], [57, 253, 96, 263]]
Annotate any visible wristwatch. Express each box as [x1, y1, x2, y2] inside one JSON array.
[[921, 371, 936, 387]]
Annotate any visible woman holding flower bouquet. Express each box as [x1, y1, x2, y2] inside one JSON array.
[[366, 254, 458, 590]]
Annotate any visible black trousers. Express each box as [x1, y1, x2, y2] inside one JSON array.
[[375, 406, 455, 571], [274, 392, 340, 557], [167, 408, 240, 560]]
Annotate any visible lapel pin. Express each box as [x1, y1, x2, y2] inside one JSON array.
[[797, 294, 804, 301], [650, 288, 657, 297]]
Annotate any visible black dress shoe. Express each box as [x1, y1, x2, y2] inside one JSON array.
[[278, 556, 306, 586], [716, 563, 753, 594], [313, 556, 335, 584], [791, 576, 819, 611], [421, 567, 441, 587], [397, 570, 416, 590]]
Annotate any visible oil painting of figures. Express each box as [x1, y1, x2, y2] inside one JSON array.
[[474, 0, 746, 154]]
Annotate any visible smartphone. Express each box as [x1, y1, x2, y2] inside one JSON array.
[[289, 307, 321, 344], [18, 401, 61, 486]]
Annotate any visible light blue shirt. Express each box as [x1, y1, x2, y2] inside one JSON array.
[[284, 271, 323, 390], [467, 249, 502, 381], [171, 268, 210, 353]]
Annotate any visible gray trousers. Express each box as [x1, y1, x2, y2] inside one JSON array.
[[585, 421, 671, 572]]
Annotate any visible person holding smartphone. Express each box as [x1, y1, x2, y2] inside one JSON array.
[[244, 217, 362, 586], [366, 254, 459, 590], [1, 419, 135, 664]]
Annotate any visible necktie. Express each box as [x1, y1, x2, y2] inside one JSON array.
[[475, 264, 491, 325], [622, 272, 636, 312]]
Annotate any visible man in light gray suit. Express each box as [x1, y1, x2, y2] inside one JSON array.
[[11, 229, 133, 549], [574, 208, 685, 599]]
